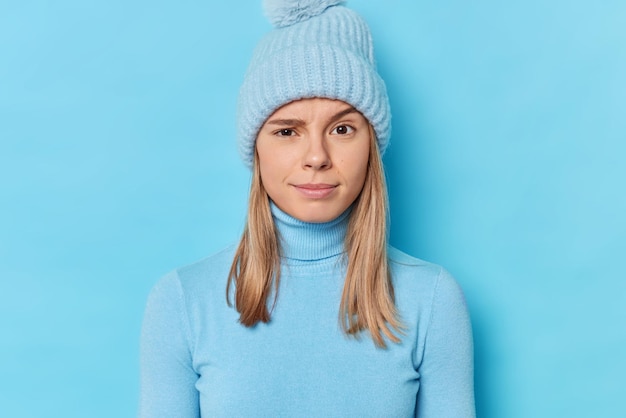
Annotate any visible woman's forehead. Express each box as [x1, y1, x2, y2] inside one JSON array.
[[269, 98, 362, 120]]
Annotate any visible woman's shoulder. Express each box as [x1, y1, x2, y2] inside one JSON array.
[[176, 243, 238, 283], [388, 245, 445, 279], [388, 246, 470, 352], [387, 245, 466, 303], [149, 243, 238, 299]]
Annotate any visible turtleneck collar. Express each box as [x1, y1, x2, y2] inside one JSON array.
[[270, 201, 350, 262]]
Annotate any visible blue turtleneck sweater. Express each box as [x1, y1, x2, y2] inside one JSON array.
[[139, 205, 475, 417]]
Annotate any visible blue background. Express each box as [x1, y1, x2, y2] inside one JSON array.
[[1, 1, 624, 417]]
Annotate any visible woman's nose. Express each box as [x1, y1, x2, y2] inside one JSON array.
[[302, 133, 332, 170]]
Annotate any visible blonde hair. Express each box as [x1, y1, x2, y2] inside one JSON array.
[[227, 126, 402, 347]]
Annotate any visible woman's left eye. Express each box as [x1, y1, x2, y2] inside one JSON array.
[[332, 125, 354, 135]]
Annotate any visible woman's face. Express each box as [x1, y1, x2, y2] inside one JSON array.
[[256, 98, 371, 223]]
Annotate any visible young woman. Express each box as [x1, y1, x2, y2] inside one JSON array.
[[139, 1, 475, 417]]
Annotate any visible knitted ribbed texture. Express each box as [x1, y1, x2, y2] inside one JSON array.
[[270, 201, 349, 261], [237, 4, 391, 168]]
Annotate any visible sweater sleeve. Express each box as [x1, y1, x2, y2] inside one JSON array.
[[139, 271, 200, 418], [415, 268, 475, 418]]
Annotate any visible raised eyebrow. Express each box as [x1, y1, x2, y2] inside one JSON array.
[[329, 107, 358, 124]]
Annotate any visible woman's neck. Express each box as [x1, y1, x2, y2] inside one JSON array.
[[270, 201, 350, 262]]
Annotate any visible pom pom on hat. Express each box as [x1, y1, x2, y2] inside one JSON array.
[[263, 0, 344, 27]]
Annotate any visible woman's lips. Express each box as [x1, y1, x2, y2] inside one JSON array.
[[292, 183, 337, 199]]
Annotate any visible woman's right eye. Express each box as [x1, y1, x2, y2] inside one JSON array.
[[276, 129, 296, 137]]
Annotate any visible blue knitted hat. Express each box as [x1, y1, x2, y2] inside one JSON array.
[[237, 0, 391, 168]]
